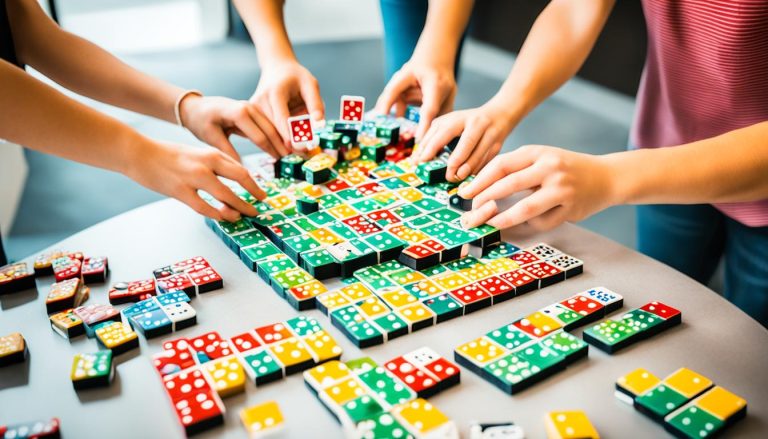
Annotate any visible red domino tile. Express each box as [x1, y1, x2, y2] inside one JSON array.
[[54, 258, 82, 282], [447, 283, 491, 305], [254, 322, 293, 344], [153, 338, 196, 377], [498, 269, 537, 289], [521, 261, 562, 279], [403, 245, 434, 258], [109, 279, 156, 303], [422, 358, 460, 382], [366, 209, 401, 225], [172, 388, 224, 434], [384, 357, 438, 394], [229, 331, 262, 353], [477, 275, 514, 297], [188, 331, 232, 360], [357, 182, 385, 196], [560, 295, 604, 316], [189, 267, 222, 289], [325, 179, 350, 192], [158, 273, 195, 294], [640, 301, 681, 320], [342, 215, 382, 235], [509, 251, 540, 265], [172, 256, 211, 274], [163, 368, 211, 401], [82, 256, 108, 276], [420, 239, 445, 252]]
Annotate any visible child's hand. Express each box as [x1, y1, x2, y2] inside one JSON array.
[[416, 102, 517, 181], [375, 60, 456, 141], [126, 140, 266, 222], [249, 60, 325, 148], [459, 145, 618, 231], [179, 95, 287, 161]]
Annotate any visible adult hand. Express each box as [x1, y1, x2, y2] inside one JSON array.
[[180, 95, 287, 161], [459, 145, 618, 231], [375, 60, 456, 141], [250, 60, 324, 149], [126, 140, 266, 222], [417, 101, 516, 182]]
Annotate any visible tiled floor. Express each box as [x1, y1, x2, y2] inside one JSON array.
[[6, 38, 636, 260]]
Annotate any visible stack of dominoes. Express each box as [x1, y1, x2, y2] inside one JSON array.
[[34, 250, 109, 283], [582, 301, 682, 353], [152, 316, 342, 435], [616, 367, 747, 438], [303, 347, 459, 438], [455, 287, 623, 394]]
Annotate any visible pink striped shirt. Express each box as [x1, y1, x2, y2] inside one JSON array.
[[631, 0, 768, 227]]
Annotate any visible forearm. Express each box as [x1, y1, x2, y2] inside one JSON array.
[[234, 0, 296, 64], [489, 0, 615, 124], [10, 0, 183, 124], [608, 122, 768, 205], [413, 0, 474, 67], [0, 60, 146, 176]]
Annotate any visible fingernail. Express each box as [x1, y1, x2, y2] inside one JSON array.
[[458, 184, 472, 198], [460, 212, 474, 229], [457, 164, 471, 180]]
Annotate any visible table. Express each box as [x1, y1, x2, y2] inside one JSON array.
[[1, 199, 766, 438]]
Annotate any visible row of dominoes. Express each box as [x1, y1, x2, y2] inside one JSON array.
[[616, 367, 746, 438], [0, 250, 108, 297]]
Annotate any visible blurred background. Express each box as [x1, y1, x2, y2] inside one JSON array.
[[2, 0, 647, 262]]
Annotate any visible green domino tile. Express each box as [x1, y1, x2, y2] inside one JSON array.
[[231, 230, 269, 249], [636, 384, 690, 419], [373, 313, 409, 336], [319, 131, 343, 149], [666, 405, 724, 439], [336, 188, 364, 201], [257, 257, 298, 280], [347, 321, 384, 347], [542, 304, 584, 328], [302, 248, 336, 266], [444, 256, 481, 271], [241, 242, 282, 267], [379, 176, 410, 190], [363, 232, 407, 251], [413, 196, 445, 212], [404, 215, 435, 228], [281, 206, 299, 217], [217, 218, 254, 235], [243, 349, 282, 382], [252, 201, 274, 214], [621, 309, 665, 332], [327, 221, 358, 240], [466, 223, 499, 237], [356, 412, 413, 439], [484, 242, 521, 259], [372, 260, 406, 274], [541, 331, 588, 361], [484, 353, 543, 391], [285, 315, 322, 337], [342, 394, 385, 424], [387, 268, 423, 286], [250, 212, 288, 228], [583, 319, 642, 347], [421, 264, 449, 277], [271, 268, 314, 293], [391, 204, 423, 220], [341, 277, 359, 285], [306, 210, 336, 226], [486, 324, 534, 351], [358, 366, 416, 406], [317, 193, 343, 209], [273, 221, 305, 240], [423, 293, 463, 320], [403, 281, 441, 300], [284, 235, 322, 259], [271, 177, 297, 190], [350, 199, 382, 214], [354, 268, 396, 290], [439, 228, 478, 246], [292, 217, 319, 233], [345, 357, 379, 374], [516, 342, 566, 370], [429, 208, 462, 223]]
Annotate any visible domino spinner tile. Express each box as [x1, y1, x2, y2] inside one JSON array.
[[303, 349, 458, 437], [616, 367, 747, 438], [582, 301, 681, 354], [152, 317, 340, 436], [455, 288, 619, 394]]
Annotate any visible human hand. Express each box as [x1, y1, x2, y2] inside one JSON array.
[[459, 145, 618, 231], [416, 101, 517, 182], [375, 60, 456, 141], [125, 139, 266, 222], [180, 95, 288, 161], [250, 60, 324, 149]]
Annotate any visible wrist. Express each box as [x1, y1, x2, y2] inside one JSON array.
[[178, 92, 204, 129], [481, 98, 521, 136], [114, 128, 153, 178], [600, 150, 643, 206]]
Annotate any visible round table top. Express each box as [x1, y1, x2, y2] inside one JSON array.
[[1, 199, 766, 438]]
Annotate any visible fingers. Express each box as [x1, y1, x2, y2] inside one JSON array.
[[206, 129, 241, 162], [486, 188, 562, 229], [233, 107, 280, 159], [299, 78, 325, 121], [459, 146, 539, 200], [460, 200, 498, 229], [212, 154, 267, 202], [246, 104, 289, 157], [270, 93, 293, 148], [471, 161, 544, 209], [415, 79, 442, 141], [445, 122, 486, 182], [418, 117, 464, 163], [204, 176, 259, 218], [375, 72, 412, 116], [465, 133, 502, 178], [178, 191, 227, 222]]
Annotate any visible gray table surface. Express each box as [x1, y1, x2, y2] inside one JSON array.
[[1, 199, 767, 439]]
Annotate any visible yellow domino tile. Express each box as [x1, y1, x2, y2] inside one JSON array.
[[317, 291, 351, 311], [339, 282, 374, 301], [305, 360, 351, 389], [394, 398, 452, 434], [379, 288, 418, 309], [434, 273, 471, 291], [389, 226, 429, 244], [398, 302, 435, 325], [370, 190, 398, 205], [664, 368, 713, 399], [410, 280, 444, 297], [545, 411, 600, 439], [395, 187, 423, 202], [455, 336, 506, 366], [522, 312, 563, 336], [50, 309, 83, 331], [204, 356, 246, 397], [399, 173, 423, 187], [322, 376, 367, 405], [357, 296, 391, 318], [302, 184, 324, 198], [695, 386, 747, 421], [617, 368, 661, 396], [485, 257, 520, 274], [95, 322, 138, 349], [268, 337, 314, 368], [308, 228, 344, 246], [240, 400, 284, 437], [459, 265, 493, 282], [265, 194, 293, 211], [303, 330, 343, 363], [327, 204, 358, 220]]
